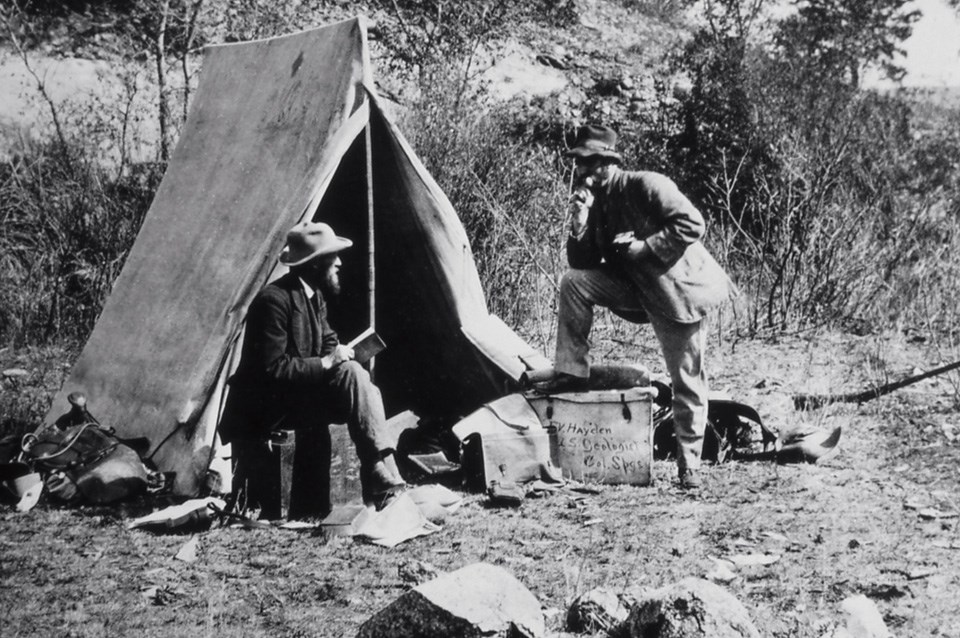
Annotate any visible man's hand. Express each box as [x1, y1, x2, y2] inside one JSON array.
[[612, 232, 652, 263], [568, 179, 595, 238], [323, 344, 355, 369]]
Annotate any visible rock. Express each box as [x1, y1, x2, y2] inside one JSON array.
[[567, 587, 631, 633], [827, 595, 891, 638], [705, 558, 738, 584], [626, 578, 760, 638], [358, 562, 544, 638], [672, 75, 694, 99], [174, 536, 199, 563], [536, 53, 568, 70], [482, 43, 567, 102], [726, 553, 780, 567], [2, 368, 28, 378], [397, 560, 440, 586], [595, 77, 623, 96]]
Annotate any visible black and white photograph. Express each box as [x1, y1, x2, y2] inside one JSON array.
[[1, 1, 959, 636]]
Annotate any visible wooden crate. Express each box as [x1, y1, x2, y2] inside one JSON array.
[[525, 387, 655, 485]]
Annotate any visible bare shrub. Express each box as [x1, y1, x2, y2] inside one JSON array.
[[0, 136, 160, 346], [401, 65, 569, 345], [0, 346, 71, 439]]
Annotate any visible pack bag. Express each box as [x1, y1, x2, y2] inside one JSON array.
[[21, 394, 153, 504], [451, 394, 558, 491], [653, 389, 777, 463]]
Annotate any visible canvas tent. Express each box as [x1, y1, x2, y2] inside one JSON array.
[[43, 17, 548, 496]]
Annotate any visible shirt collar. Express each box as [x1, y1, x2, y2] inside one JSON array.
[[298, 277, 315, 300]]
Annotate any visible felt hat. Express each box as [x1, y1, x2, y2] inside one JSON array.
[[279, 221, 353, 266], [777, 426, 842, 464], [564, 124, 623, 163]]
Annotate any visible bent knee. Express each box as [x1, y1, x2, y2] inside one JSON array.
[[338, 360, 368, 380], [560, 269, 588, 294]]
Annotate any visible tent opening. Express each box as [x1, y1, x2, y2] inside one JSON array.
[[310, 131, 373, 359]]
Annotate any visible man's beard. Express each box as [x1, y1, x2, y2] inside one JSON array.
[[322, 268, 341, 296]]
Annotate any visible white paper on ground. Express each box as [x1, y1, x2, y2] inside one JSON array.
[[353, 492, 441, 548]]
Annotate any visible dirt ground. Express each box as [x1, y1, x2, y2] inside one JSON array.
[[2, 328, 960, 637]]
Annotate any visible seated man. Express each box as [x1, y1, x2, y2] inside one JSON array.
[[220, 220, 405, 513]]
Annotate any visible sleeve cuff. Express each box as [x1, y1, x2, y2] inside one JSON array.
[[646, 233, 678, 264]]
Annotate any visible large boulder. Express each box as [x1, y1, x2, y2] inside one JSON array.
[[625, 578, 760, 638], [357, 562, 544, 638]]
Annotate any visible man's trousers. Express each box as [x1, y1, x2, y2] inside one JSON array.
[[285, 360, 393, 469], [555, 266, 708, 471]]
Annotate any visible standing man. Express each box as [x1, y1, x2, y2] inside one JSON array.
[[221, 220, 405, 511], [538, 124, 736, 490]]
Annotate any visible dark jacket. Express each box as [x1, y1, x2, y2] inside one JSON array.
[[567, 169, 736, 323], [219, 272, 338, 442]]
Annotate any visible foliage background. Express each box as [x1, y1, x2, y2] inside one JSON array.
[[1, 0, 959, 427]]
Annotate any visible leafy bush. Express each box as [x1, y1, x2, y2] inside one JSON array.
[[632, 0, 960, 335]]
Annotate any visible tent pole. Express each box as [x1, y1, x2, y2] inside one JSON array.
[[365, 119, 376, 378]]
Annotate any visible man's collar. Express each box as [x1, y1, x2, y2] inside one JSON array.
[[298, 277, 315, 299]]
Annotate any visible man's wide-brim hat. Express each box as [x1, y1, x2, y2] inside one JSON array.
[[564, 124, 623, 163], [279, 221, 353, 266]]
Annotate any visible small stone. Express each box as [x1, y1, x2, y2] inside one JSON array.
[[175, 536, 199, 563], [397, 560, 440, 586], [672, 76, 693, 98], [726, 553, 780, 567], [907, 567, 937, 580], [706, 558, 738, 584], [830, 594, 892, 637], [919, 508, 958, 520]]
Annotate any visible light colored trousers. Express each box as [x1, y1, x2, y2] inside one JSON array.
[[555, 267, 708, 471]]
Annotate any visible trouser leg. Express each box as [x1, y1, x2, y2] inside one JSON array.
[[555, 267, 644, 378], [648, 313, 708, 471], [322, 361, 392, 468]]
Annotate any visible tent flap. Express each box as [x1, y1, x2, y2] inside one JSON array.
[[462, 315, 551, 382]]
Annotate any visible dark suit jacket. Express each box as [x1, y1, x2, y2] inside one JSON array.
[[220, 272, 339, 442]]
